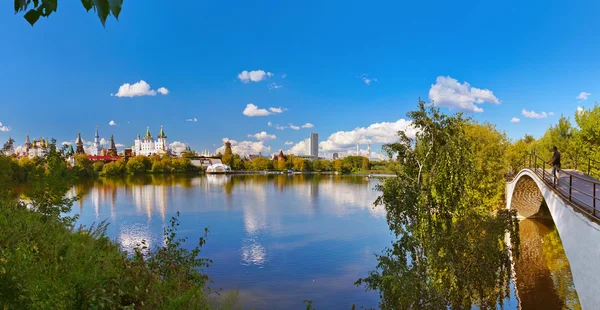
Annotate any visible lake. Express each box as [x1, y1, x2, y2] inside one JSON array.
[[67, 174, 580, 309]]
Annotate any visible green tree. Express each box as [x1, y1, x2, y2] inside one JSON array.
[[277, 157, 286, 170], [92, 161, 105, 173], [14, 0, 123, 26], [251, 157, 271, 171], [356, 101, 519, 309], [74, 154, 94, 177], [230, 154, 244, 170], [361, 157, 370, 171], [465, 121, 509, 207], [292, 157, 307, 171], [222, 142, 233, 166], [126, 156, 151, 174]]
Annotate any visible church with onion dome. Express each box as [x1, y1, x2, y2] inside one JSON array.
[[133, 126, 168, 156]]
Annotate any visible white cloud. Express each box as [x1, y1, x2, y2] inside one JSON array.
[[115, 143, 125, 148], [109, 120, 117, 126], [157, 87, 169, 95], [248, 131, 276, 141], [319, 119, 416, 153], [429, 76, 500, 113], [186, 118, 198, 122], [0, 122, 10, 132], [100, 138, 108, 146], [269, 107, 285, 113], [301, 123, 314, 128], [216, 138, 271, 157], [577, 92, 591, 100], [577, 106, 585, 115], [243, 104, 286, 117], [61, 141, 73, 146], [287, 140, 307, 155], [510, 117, 521, 123], [237, 70, 273, 83], [281, 74, 287, 79], [169, 141, 188, 154], [548, 112, 555, 116], [269, 83, 282, 89], [243, 103, 271, 117], [112, 80, 169, 98], [289, 124, 300, 130], [275, 124, 286, 130], [284, 141, 294, 145], [522, 109, 548, 119], [358, 73, 377, 85], [267, 122, 273, 127]]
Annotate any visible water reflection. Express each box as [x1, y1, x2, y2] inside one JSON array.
[[515, 219, 581, 310], [70, 174, 390, 309], [61, 175, 583, 309]]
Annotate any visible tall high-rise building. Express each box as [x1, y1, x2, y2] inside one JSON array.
[[304, 132, 319, 157], [310, 132, 318, 157]]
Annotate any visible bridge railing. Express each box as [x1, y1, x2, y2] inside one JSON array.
[[585, 157, 600, 180], [521, 153, 600, 219]]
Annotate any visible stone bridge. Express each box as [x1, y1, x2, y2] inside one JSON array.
[[506, 168, 600, 309]]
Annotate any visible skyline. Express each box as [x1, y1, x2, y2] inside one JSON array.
[[2, 1, 600, 157]]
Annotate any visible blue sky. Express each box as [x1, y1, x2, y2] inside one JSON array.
[[1, 0, 600, 157]]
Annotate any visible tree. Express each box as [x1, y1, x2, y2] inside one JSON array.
[[14, 0, 123, 27], [361, 157, 370, 171], [126, 156, 151, 174], [277, 157, 286, 170], [251, 157, 271, 171], [292, 157, 307, 171], [222, 141, 233, 166], [356, 101, 519, 309]]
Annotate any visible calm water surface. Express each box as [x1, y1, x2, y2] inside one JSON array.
[[68, 174, 580, 309]]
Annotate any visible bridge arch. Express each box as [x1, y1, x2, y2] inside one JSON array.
[[507, 173, 546, 218], [506, 168, 600, 309]]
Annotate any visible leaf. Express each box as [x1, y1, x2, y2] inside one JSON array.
[[92, 0, 110, 26], [108, 0, 122, 20], [14, 0, 28, 13], [45, 0, 58, 13], [23, 9, 41, 26], [80, 0, 93, 11]]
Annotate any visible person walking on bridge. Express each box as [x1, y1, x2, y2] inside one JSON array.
[[547, 146, 561, 186]]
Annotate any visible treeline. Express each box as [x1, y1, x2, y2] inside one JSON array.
[[74, 154, 201, 177], [0, 147, 219, 308], [505, 102, 600, 175], [221, 153, 382, 174]]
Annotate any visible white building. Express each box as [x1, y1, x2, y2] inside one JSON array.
[[19, 134, 48, 158], [134, 126, 168, 156], [90, 126, 101, 156], [304, 132, 319, 157]]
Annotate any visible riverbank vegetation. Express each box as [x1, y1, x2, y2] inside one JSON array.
[[0, 147, 224, 309], [356, 101, 520, 309]]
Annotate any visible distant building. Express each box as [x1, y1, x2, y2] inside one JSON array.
[[272, 149, 286, 162], [75, 133, 85, 155], [304, 132, 319, 157], [90, 127, 101, 156], [19, 134, 48, 158], [108, 135, 117, 156], [133, 126, 168, 156], [332, 152, 339, 160], [206, 163, 231, 174]]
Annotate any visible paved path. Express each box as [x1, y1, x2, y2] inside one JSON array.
[[538, 168, 600, 216]]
